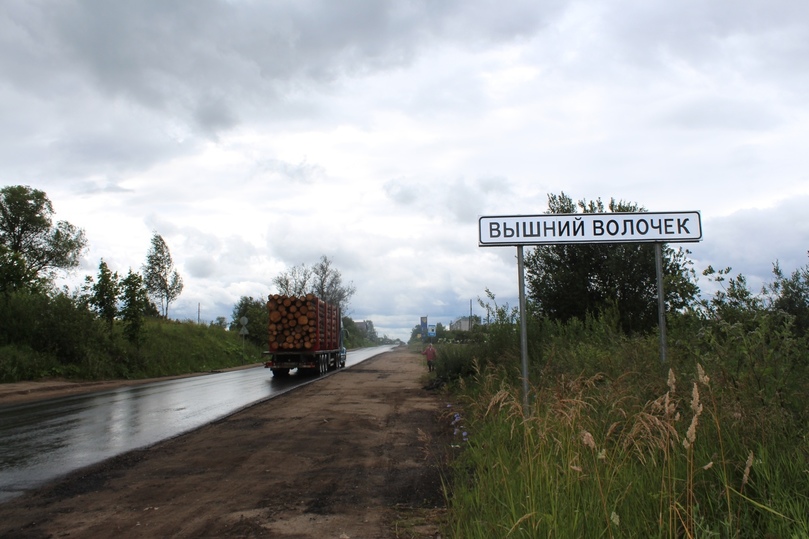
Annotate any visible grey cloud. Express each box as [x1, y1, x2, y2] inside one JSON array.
[[692, 196, 809, 285], [1, 0, 565, 187], [3, 1, 561, 132], [71, 179, 132, 196], [221, 236, 260, 266], [193, 95, 239, 136], [661, 97, 782, 131], [143, 214, 180, 238], [444, 176, 516, 224], [144, 227, 262, 280], [254, 159, 325, 185], [601, 0, 809, 82], [383, 178, 421, 205], [186, 255, 216, 279], [52, 124, 188, 175], [384, 175, 515, 222]]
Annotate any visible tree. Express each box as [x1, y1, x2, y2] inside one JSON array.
[[765, 254, 809, 337], [230, 296, 269, 347], [273, 263, 312, 297], [210, 316, 228, 329], [524, 192, 699, 334], [0, 185, 87, 292], [120, 269, 152, 345], [87, 259, 120, 330], [311, 255, 356, 313], [0, 246, 29, 294], [142, 232, 183, 318], [272, 255, 355, 313]]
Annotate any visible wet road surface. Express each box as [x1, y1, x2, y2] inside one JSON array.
[[0, 346, 395, 502]]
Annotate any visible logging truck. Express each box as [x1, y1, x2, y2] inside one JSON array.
[[263, 293, 346, 376]]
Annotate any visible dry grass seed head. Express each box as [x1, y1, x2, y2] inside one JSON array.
[[742, 450, 754, 489], [484, 389, 513, 419], [584, 373, 606, 389], [667, 368, 676, 394], [580, 430, 596, 450], [696, 363, 710, 386], [649, 389, 678, 422], [416, 428, 432, 461], [554, 397, 593, 428], [605, 421, 622, 442], [683, 413, 699, 450], [690, 382, 702, 415], [664, 392, 675, 418], [624, 412, 679, 463]]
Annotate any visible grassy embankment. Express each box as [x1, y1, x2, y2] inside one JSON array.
[[1, 315, 263, 383], [425, 312, 809, 537]]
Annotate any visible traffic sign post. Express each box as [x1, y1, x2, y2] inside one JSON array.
[[479, 211, 703, 413], [239, 317, 249, 359]]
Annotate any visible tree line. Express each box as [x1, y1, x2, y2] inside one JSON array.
[[1, 185, 185, 340], [228, 255, 389, 348], [0, 185, 376, 380], [416, 192, 807, 345]]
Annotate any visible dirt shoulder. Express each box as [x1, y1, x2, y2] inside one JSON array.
[[0, 350, 451, 538]]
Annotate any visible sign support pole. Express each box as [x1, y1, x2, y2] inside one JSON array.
[[654, 243, 667, 364], [517, 246, 530, 414]]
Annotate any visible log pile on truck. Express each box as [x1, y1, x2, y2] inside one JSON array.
[[264, 294, 345, 376]]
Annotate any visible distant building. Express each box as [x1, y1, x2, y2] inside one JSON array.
[[450, 316, 473, 332], [355, 320, 377, 341], [355, 320, 371, 333]]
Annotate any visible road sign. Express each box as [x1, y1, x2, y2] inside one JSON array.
[[479, 211, 702, 246], [479, 209, 704, 411]]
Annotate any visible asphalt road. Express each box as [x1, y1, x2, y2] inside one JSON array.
[[0, 345, 395, 502]]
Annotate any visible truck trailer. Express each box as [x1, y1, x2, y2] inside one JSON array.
[[263, 293, 346, 376]]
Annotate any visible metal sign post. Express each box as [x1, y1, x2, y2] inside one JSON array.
[[517, 246, 530, 413], [655, 243, 667, 364], [239, 317, 249, 359]]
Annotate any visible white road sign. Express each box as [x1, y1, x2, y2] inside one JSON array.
[[479, 211, 702, 246]]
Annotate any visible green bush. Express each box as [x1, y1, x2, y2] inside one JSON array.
[[434, 344, 478, 381], [0, 345, 59, 382], [0, 289, 264, 382]]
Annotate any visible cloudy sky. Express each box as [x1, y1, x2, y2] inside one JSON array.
[[2, 0, 808, 341]]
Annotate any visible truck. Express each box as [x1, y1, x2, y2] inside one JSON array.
[[263, 293, 346, 376]]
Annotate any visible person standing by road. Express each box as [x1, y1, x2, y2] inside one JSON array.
[[422, 343, 437, 372]]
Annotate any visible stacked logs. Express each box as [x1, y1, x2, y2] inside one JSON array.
[[267, 293, 338, 351]]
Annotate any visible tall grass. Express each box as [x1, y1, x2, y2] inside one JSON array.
[[438, 312, 809, 537]]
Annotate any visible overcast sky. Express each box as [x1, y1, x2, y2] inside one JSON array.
[[2, 1, 808, 341]]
